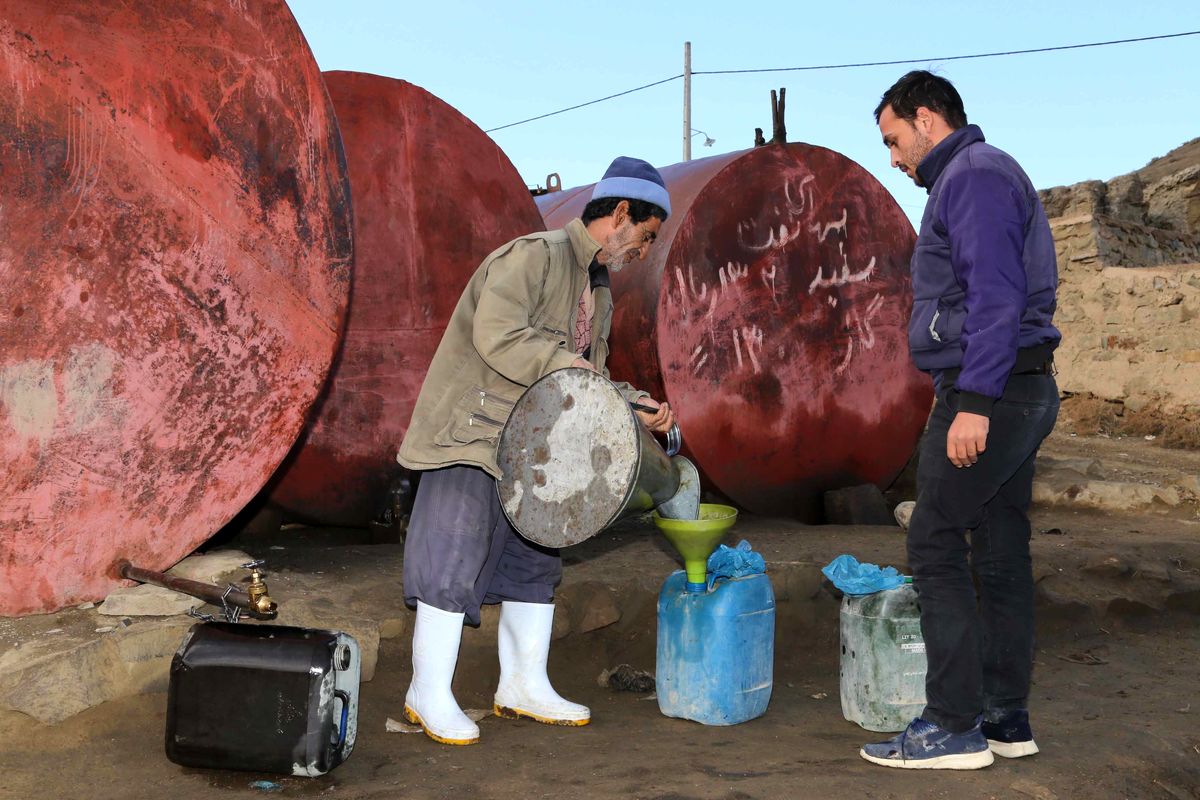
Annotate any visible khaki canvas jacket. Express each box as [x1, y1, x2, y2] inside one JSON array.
[[397, 217, 648, 478]]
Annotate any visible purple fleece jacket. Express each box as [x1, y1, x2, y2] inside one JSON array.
[[908, 124, 1060, 415]]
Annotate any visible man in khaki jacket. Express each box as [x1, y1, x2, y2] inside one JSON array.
[[397, 156, 675, 746]]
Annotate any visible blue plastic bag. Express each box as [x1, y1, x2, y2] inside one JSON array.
[[706, 539, 766, 590], [821, 554, 905, 596]]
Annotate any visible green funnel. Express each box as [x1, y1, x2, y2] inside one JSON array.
[[653, 504, 739, 587]]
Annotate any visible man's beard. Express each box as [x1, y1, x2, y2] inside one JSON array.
[[601, 223, 641, 272], [905, 129, 934, 187]]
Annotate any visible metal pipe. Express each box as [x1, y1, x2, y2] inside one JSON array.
[[116, 561, 277, 620]]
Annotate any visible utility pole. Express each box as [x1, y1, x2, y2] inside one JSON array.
[[683, 41, 691, 162]]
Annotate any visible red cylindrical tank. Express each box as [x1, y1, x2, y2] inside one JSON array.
[[0, 2, 352, 615], [265, 73, 547, 527], [538, 144, 932, 519]]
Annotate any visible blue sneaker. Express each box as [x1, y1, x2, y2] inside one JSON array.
[[860, 717, 995, 770], [982, 709, 1039, 758]]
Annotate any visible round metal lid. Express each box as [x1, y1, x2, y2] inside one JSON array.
[[497, 368, 640, 547]]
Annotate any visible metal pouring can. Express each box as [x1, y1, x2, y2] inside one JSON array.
[[496, 368, 680, 547]]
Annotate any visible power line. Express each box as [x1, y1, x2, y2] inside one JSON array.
[[484, 30, 1199, 133], [694, 30, 1200, 75], [485, 74, 682, 133]]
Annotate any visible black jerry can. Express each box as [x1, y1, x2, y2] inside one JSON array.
[[165, 622, 360, 776]]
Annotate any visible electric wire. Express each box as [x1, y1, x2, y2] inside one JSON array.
[[693, 30, 1200, 75], [484, 30, 1199, 133], [485, 74, 683, 133]]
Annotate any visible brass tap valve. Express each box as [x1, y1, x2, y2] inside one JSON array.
[[242, 560, 278, 618]]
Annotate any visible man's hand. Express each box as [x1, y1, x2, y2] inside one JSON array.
[[571, 357, 597, 372], [947, 411, 989, 468], [634, 397, 675, 433]]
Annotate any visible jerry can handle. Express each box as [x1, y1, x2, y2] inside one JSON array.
[[332, 690, 351, 751]]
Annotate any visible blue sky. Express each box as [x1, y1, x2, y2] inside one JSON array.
[[288, 1, 1198, 223]]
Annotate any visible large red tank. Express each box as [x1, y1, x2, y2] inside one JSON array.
[[0, 2, 352, 615], [265, 73, 547, 527], [538, 145, 932, 519]]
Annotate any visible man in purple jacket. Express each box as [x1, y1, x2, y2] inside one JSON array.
[[861, 71, 1061, 770]]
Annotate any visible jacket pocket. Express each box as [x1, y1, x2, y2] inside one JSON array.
[[931, 301, 966, 347], [908, 298, 941, 354], [539, 321, 570, 351], [437, 386, 518, 446]]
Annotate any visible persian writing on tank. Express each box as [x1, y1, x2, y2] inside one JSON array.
[[663, 167, 899, 390]]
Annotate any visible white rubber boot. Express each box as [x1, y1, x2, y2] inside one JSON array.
[[493, 601, 590, 726], [404, 602, 480, 745]]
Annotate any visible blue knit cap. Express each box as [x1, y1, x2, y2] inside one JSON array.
[[591, 156, 670, 219]]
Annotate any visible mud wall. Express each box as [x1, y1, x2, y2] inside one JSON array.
[[1044, 139, 1200, 416], [1055, 264, 1200, 414]]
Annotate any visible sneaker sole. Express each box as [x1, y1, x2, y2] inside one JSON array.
[[403, 704, 480, 745], [493, 702, 590, 726], [988, 738, 1039, 758], [860, 748, 995, 770]]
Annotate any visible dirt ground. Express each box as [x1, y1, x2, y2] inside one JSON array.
[[2, 431, 1199, 800]]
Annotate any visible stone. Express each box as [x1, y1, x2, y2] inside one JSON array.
[[99, 584, 203, 617], [1009, 779, 1059, 800], [1033, 562, 1060, 584], [1034, 478, 1181, 512], [168, 550, 255, 584], [114, 618, 193, 694], [0, 637, 122, 724], [378, 615, 408, 640], [1123, 394, 1151, 413], [551, 595, 572, 641], [1036, 456, 1106, 480], [1105, 597, 1160, 618], [1133, 562, 1173, 584], [1174, 475, 1200, 497], [567, 582, 620, 634], [893, 500, 915, 531], [822, 484, 894, 526], [1082, 556, 1132, 579]]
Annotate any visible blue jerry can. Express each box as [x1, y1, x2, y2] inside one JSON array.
[[656, 570, 775, 725]]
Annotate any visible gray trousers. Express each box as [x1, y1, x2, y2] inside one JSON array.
[[402, 464, 561, 626]]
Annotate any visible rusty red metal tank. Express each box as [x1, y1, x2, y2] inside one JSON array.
[[538, 145, 932, 519], [0, 2, 353, 615], [265, 72, 547, 527]]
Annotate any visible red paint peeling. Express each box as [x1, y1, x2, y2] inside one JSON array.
[[0, 1, 352, 615], [538, 144, 932, 520], [266, 73, 545, 526]]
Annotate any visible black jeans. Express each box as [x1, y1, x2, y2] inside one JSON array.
[[907, 373, 1059, 733]]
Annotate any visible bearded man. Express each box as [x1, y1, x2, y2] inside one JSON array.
[[862, 71, 1061, 770], [396, 156, 675, 745]]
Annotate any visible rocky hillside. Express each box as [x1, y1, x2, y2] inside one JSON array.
[[1039, 138, 1200, 269], [1039, 138, 1200, 441]]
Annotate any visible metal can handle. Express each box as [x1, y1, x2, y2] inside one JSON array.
[[630, 402, 682, 457], [664, 424, 682, 457]]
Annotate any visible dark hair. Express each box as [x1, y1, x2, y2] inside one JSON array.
[[874, 70, 967, 128], [580, 196, 666, 226]]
